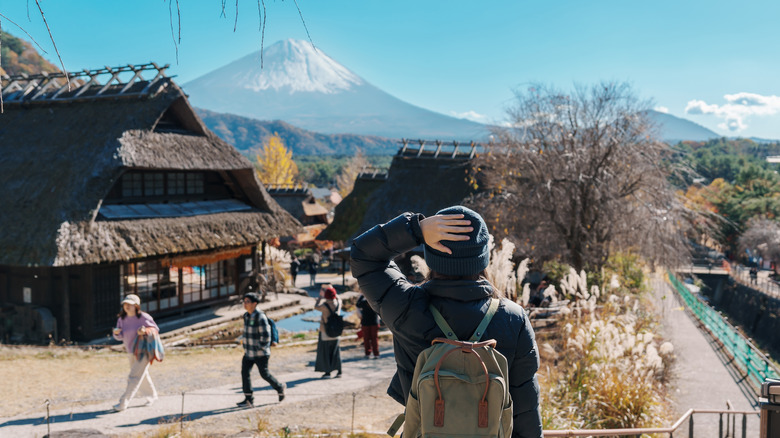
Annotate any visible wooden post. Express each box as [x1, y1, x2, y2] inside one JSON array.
[[60, 270, 71, 342]]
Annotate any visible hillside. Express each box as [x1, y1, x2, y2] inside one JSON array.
[[196, 108, 401, 155], [0, 31, 59, 76], [648, 110, 718, 142]]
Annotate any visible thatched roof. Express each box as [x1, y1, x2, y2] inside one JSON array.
[[0, 64, 300, 267], [267, 186, 329, 228], [318, 170, 387, 242], [321, 141, 483, 242]]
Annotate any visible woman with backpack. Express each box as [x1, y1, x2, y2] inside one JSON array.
[[314, 284, 342, 378], [350, 206, 543, 437]]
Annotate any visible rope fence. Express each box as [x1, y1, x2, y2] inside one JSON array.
[[18, 388, 393, 437]]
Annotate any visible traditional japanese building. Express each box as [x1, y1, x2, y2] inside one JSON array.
[[321, 140, 482, 244], [0, 63, 300, 342]]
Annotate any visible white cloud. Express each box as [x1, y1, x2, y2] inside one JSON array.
[[450, 110, 488, 123], [654, 106, 669, 114], [685, 92, 780, 132]]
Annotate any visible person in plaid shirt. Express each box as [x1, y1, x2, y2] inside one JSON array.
[[237, 292, 286, 408]]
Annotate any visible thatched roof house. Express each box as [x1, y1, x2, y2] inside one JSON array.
[[0, 63, 300, 342], [266, 185, 330, 227], [321, 140, 482, 243]]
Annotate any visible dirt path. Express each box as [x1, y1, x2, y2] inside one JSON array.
[[0, 340, 401, 437]]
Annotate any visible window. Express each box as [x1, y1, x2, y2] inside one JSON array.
[[144, 173, 164, 197], [120, 258, 238, 311], [168, 173, 186, 195], [121, 173, 143, 198], [118, 171, 208, 200], [186, 173, 204, 195]]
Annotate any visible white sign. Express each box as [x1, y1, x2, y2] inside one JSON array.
[[23, 287, 32, 303], [245, 258, 253, 272]]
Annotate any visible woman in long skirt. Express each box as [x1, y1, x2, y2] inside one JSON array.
[[314, 284, 342, 378]]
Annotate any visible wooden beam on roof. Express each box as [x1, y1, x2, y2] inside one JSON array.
[[96, 66, 122, 95], [416, 140, 426, 157], [73, 69, 101, 98], [120, 65, 145, 94]]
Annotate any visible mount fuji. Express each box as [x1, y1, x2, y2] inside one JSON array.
[[183, 39, 488, 140]]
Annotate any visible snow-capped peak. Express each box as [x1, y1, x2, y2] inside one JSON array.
[[228, 39, 363, 94]]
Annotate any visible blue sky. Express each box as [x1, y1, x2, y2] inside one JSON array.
[[2, 1, 779, 139]]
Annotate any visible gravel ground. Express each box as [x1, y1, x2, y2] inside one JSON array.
[[1, 336, 400, 437]]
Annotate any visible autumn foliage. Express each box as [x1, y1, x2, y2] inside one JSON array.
[[255, 133, 299, 186]]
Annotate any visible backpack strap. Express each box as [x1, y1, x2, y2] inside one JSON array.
[[429, 298, 500, 342], [469, 298, 499, 342], [429, 304, 458, 340], [387, 413, 405, 437]]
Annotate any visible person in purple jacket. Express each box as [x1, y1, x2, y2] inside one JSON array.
[[111, 294, 159, 412]]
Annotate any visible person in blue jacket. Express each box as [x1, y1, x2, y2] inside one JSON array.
[[350, 205, 543, 438]]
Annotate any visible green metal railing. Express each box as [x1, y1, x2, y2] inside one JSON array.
[[668, 272, 780, 389]]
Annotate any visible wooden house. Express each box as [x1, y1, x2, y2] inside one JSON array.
[[0, 64, 300, 343], [266, 184, 331, 248]]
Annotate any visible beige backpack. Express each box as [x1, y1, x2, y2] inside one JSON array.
[[388, 298, 513, 437]]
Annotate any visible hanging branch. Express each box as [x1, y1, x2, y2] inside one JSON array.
[[258, 0, 266, 68], [168, 0, 179, 63], [33, 0, 68, 84], [291, 0, 315, 51], [175, 0, 181, 44], [234, 0, 240, 32], [0, 13, 49, 54], [221, 0, 228, 18]]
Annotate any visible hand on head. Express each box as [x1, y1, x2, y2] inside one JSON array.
[[420, 214, 473, 254]]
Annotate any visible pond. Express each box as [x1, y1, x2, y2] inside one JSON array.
[[274, 309, 350, 333], [274, 310, 321, 333]]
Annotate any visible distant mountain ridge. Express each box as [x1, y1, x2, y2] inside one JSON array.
[[647, 110, 719, 143], [196, 108, 400, 155], [184, 39, 488, 140]]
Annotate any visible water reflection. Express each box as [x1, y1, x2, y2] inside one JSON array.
[[275, 309, 348, 333]]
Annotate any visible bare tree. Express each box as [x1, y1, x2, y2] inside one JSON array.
[[738, 218, 780, 264], [335, 147, 369, 198], [470, 82, 694, 271]]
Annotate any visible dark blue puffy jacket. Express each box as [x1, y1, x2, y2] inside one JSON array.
[[351, 212, 543, 438]]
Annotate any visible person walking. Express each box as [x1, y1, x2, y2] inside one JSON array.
[[290, 255, 301, 287], [356, 293, 380, 359], [236, 292, 286, 408], [111, 294, 159, 412], [350, 205, 543, 437], [314, 284, 342, 378], [308, 251, 321, 287]]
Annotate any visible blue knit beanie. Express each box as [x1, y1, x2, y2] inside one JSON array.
[[423, 206, 490, 276]]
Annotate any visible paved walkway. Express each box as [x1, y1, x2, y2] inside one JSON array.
[[0, 349, 397, 437], [652, 273, 760, 437]]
